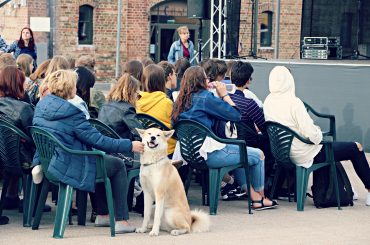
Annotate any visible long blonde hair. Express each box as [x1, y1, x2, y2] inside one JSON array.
[[107, 73, 140, 106], [39, 55, 70, 97]]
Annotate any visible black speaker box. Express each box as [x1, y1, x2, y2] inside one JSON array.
[[226, 0, 241, 56], [187, 0, 210, 19]]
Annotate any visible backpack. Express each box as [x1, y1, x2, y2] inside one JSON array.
[[311, 162, 354, 208]]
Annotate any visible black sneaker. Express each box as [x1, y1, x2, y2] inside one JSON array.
[[221, 183, 238, 196]]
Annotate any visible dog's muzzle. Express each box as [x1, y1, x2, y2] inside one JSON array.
[[147, 137, 158, 149]]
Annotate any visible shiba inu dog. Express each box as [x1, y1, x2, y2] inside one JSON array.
[[135, 128, 210, 236]]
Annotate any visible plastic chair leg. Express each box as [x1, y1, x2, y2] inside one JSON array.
[[331, 163, 342, 210], [127, 168, 140, 211], [270, 165, 281, 200], [77, 190, 87, 226], [53, 183, 74, 239], [184, 167, 193, 195], [0, 177, 9, 217], [24, 178, 37, 227], [295, 167, 306, 211], [208, 169, 220, 215], [201, 170, 208, 206], [32, 179, 50, 230], [104, 178, 115, 237]]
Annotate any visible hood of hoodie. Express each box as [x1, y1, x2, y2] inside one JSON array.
[[268, 66, 295, 96], [34, 94, 82, 121], [137, 91, 167, 112]]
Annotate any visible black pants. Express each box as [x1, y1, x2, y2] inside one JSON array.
[[95, 155, 129, 221], [314, 141, 370, 189]]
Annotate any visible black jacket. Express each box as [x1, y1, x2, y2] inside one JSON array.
[[0, 97, 34, 135], [0, 97, 35, 170], [98, 101, 142, 141]]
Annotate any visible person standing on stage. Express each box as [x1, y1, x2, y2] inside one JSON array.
[[168, 26, 195, 65]]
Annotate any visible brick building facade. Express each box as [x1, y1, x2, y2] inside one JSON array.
[[1, 0, 367, 82]]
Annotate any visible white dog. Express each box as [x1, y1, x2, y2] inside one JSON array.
[[135, 128, 210, 236]]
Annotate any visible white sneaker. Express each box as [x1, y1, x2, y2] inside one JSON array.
[[352, 187, 358, 200], [366, 192, 370, 206], [95, 215, 111, 227]]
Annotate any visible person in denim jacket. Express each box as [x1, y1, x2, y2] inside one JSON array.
[[6, 27, 37, 69], [0, 35, 8, 52], [168, 26, 195, 65], [172, 66, 278, 211]]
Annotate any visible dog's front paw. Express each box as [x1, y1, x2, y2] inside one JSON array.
[[135, 227, 148, 233], [149, 229, 159, 236]]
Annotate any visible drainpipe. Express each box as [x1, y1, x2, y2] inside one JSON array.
[[274, 0, 280, 59], [253, 0, 258, 55], [115, 0, 122, 78], [48, 0, 54, 58]]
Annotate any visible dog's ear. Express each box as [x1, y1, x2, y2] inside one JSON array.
[[163, 129, 175, 139], [136, 128, 146, 137]]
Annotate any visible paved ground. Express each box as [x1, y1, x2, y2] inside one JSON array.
[[1, 158, 370, 245]]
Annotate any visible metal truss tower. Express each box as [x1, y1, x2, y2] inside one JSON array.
[[209, 0, 227, 59]]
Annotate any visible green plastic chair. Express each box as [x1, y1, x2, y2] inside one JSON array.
[[303, 101, 336, 141], [0, 117, 34, 227], [265, 121, 341, 211], [88, 118, 140, 211], [174, 119, 251, 215], [30, 126, 116, 238], [136, 113, 170, 131]]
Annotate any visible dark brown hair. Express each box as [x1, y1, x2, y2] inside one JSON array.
[[141, 57, 155, 67], [123, 60, 143, 82], [158, 61, 175, 79], [18, 27, 35, 50], [171, 66, 207, 121], [142, 64, 166, 93], [0, 66, 26, 99]]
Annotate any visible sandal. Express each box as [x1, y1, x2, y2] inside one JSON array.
[[251, 197, 278, 211]]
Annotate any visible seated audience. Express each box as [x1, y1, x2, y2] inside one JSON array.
[[0, 66, 37, 216], [174, 57, 190, 91], [99, 73, 142, 142], [137, 64, 176, 156], [229, 61, 275, 184], [33, 69, 144, 233], [158, 61, 177, 101], [28, 59, 51, 105], [172, 66, 278, 210], [39, 55, 70, 98], [122, 60, 143, 89], [264, 66, 370, 206]]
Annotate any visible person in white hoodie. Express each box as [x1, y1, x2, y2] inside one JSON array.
[[264, 66, 370, 206]]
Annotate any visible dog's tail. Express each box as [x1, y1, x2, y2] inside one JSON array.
[[190, 209, 210, 233]]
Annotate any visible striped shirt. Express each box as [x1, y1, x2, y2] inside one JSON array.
[[229, 89, 265, 131]]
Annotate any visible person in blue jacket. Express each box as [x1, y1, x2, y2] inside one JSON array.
[[167, 26, 195, 65], [33, 69, 144, 233]]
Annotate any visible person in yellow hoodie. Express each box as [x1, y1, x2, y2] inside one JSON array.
[[137, 64, 176, 155]]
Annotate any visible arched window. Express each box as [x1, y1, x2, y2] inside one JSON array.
[[260, 11, 273, 47], [78, 5, 94, 45]]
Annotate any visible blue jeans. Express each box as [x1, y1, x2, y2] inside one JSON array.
[[207, 144, 265, 192]]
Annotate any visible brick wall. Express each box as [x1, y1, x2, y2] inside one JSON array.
[[1, 0, 304, 81], [239, 0, 303, 59]]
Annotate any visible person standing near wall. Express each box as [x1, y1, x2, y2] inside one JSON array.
[[6, 27, 37, 69], [168, 26, 194, 65]]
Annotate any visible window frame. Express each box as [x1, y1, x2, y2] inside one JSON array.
[[78, 5, 94, 45], [260, 11, 273, 47]]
